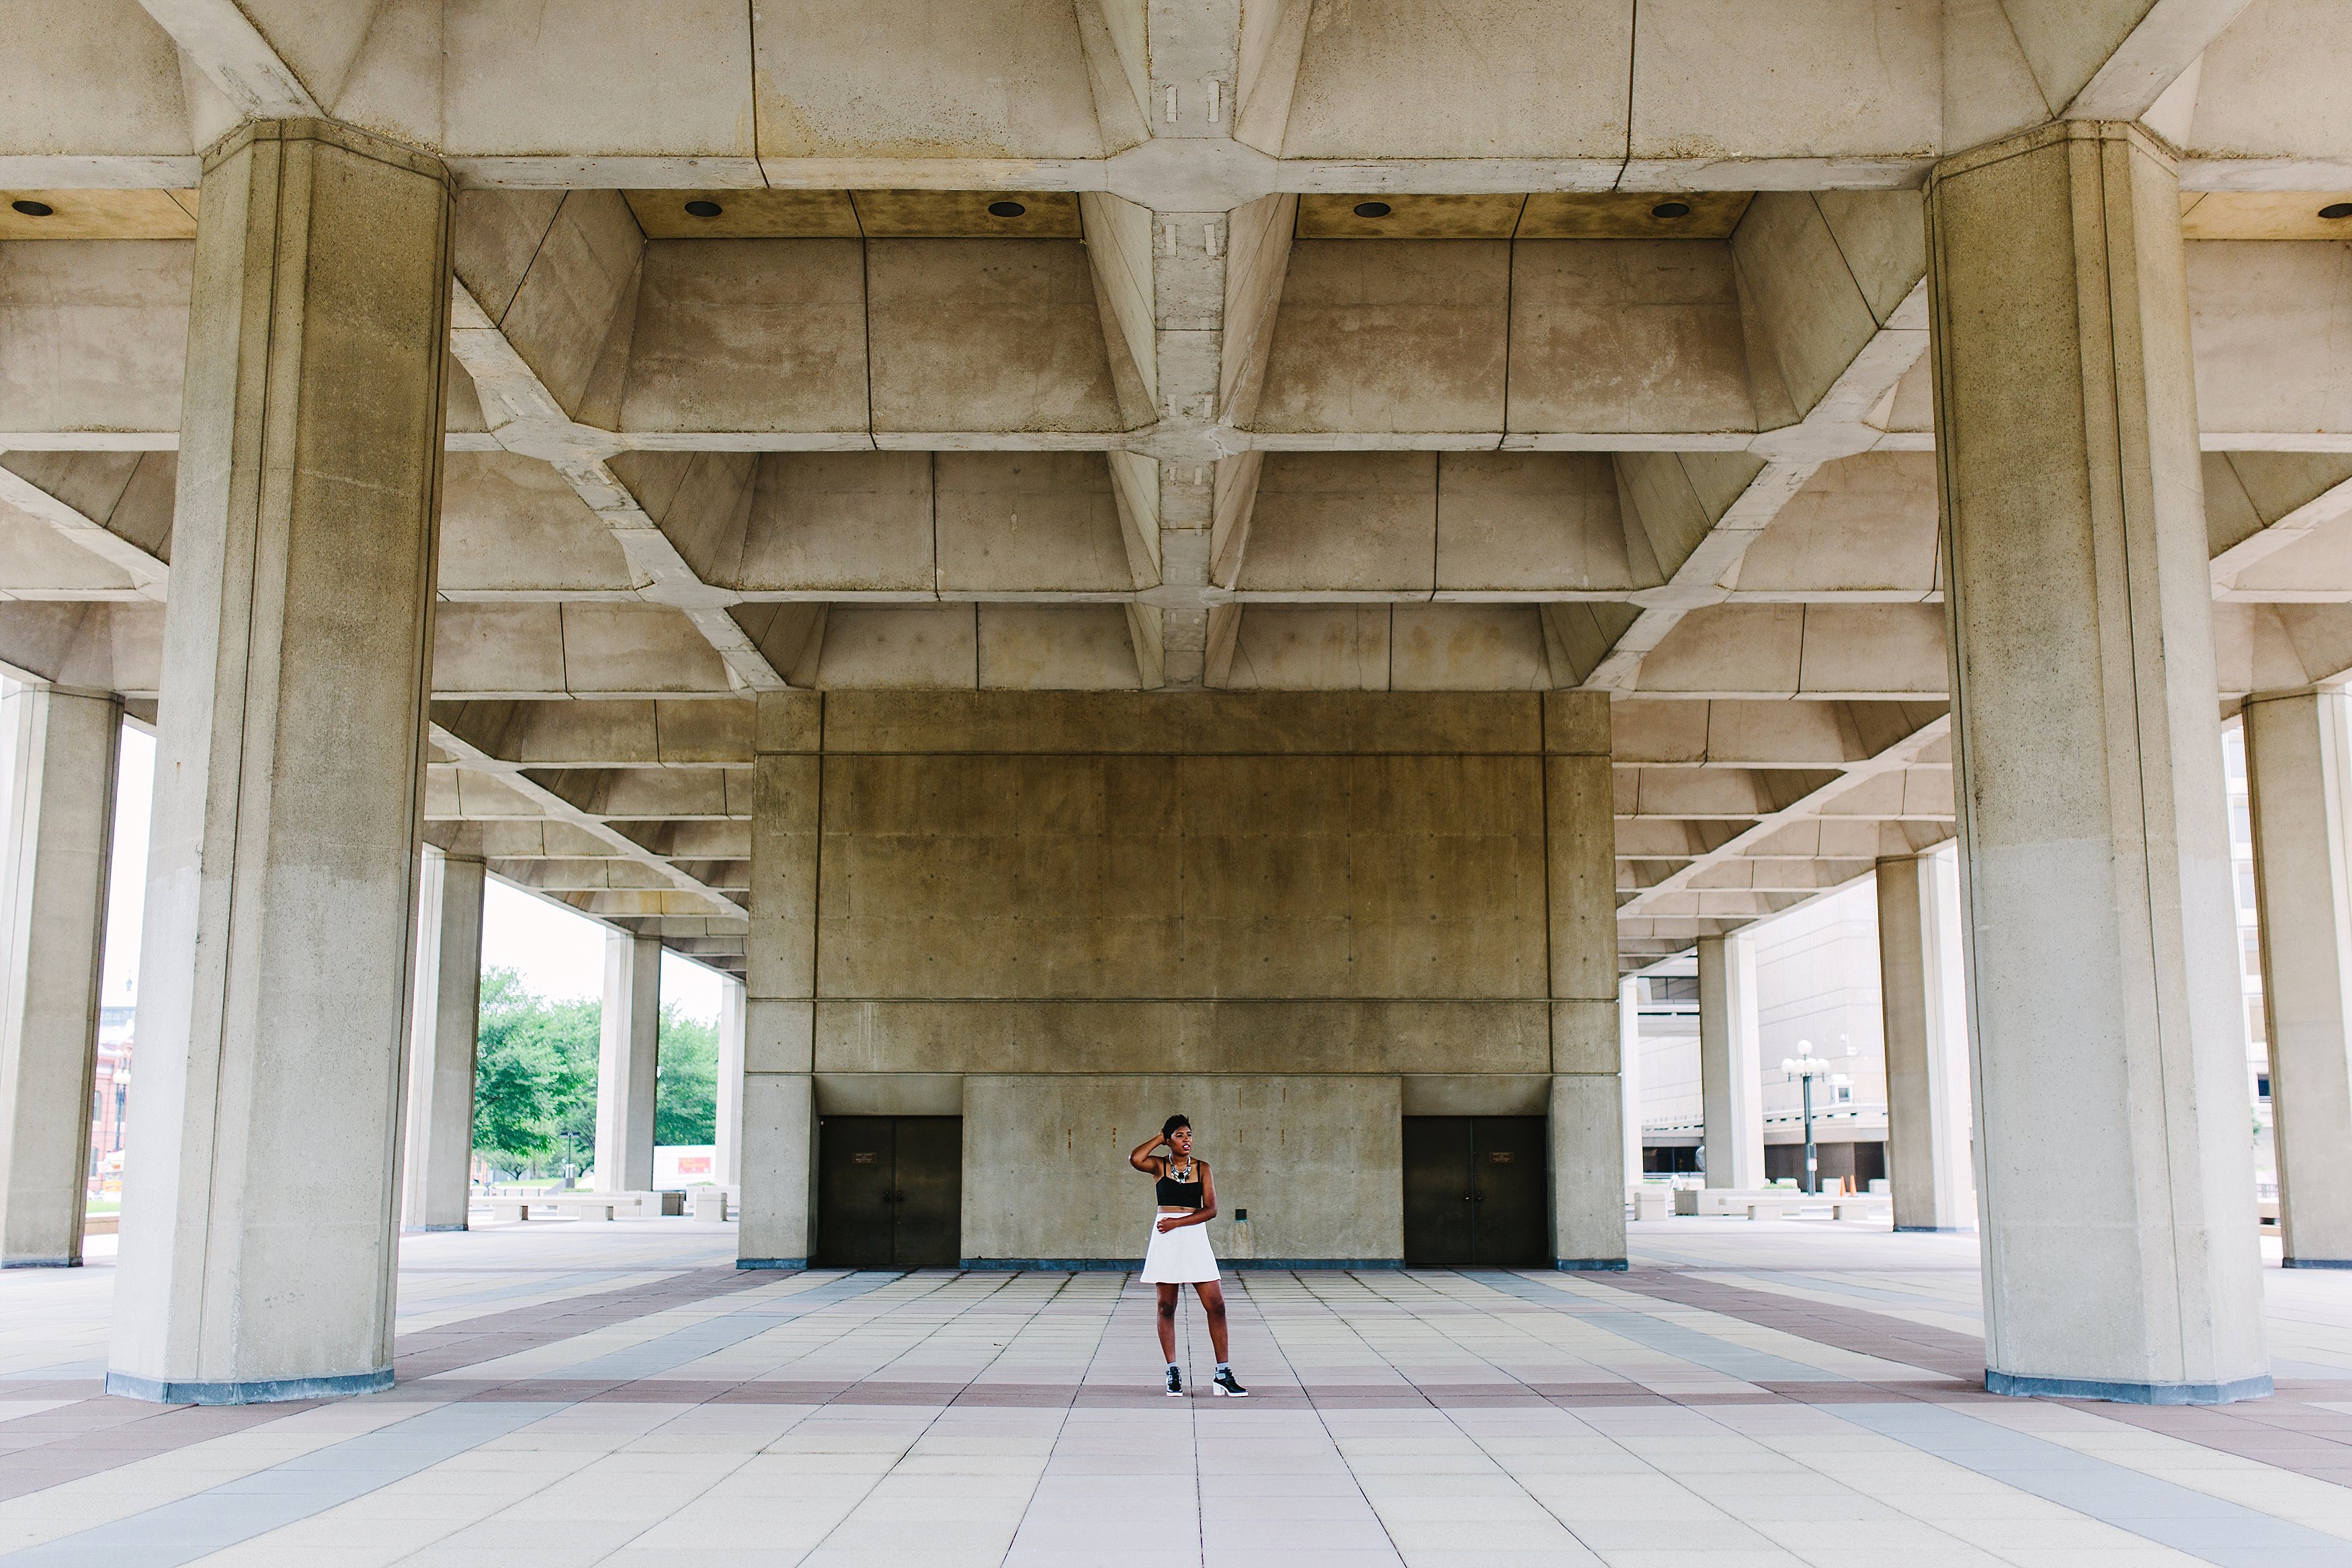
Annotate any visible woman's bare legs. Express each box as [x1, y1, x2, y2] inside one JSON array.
[[1156, 1283, 1179, 1362], [1193, 1280, 1230, 1363]]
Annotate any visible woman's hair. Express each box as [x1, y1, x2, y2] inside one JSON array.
[[1162, 1114, 1190, 1137]]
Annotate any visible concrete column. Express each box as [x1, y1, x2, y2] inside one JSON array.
[[1620, 975, 1644, 1187], [1877, 846, 1974, 1232], [594, 932, 660, 1194], [715, 976, 745, 1188], [1928, 121, 2267, 1402], [401, 848, 485, 1232], [0, 687, 120, 1268], [741, 693, 821, 1268], [108, 120, 450, 1404], [2242, 689, 2352, 1269], [1545, 692, 1625, 1270], [1696, 933, 1763, 1190]]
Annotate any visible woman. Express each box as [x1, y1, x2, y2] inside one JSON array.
[[1128, 1115, 1247, 1397]]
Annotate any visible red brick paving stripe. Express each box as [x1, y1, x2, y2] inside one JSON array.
[[0, 1400, 321, 1504], [1604, 1266, 1989, 1381], [390, 1265, 780, 1379], [2080, 1397, 2352, 1490], [0, 1264, 788, 1497]]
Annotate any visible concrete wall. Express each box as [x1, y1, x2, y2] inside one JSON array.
[[755, 690, 1607, 1264]]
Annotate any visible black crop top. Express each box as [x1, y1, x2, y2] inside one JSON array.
[[1154, 1162, 1204, 1207]]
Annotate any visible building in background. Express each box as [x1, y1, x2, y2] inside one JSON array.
[[88, 1003, 134, 1194], [1634, 884, 1888, 1188]]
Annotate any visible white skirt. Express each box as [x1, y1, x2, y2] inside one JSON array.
[[1140, 1215, 1220, 1283]]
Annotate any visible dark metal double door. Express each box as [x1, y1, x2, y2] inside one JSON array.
[[816, 1116, 962, 1268], [1402, 1116, 1548, 1266]]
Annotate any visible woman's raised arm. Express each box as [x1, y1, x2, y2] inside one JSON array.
[[1128, 1133, 1168, 1174]]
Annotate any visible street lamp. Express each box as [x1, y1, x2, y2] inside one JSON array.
[[1781, 1042, 1833, 1194]]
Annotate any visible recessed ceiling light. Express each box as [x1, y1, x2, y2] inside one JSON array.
[[1652, 201, 1692, 219], [683, 199, 723, 218], [2322, 202, 2352, 220], [10, 200, 54, 218], [1353, 201, 1391, 218], [988, 200, 1026, 217]]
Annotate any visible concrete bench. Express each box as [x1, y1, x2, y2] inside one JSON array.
[[549, 1199, 616, 1221], [1832, 1199, 1892, 1222], [1631, 1188, 1672, 1222], [480, 1198, 532, 1222], [1679, 1188, 1802, 1217], [1746, 1201, 1814, 1220], [690, 1188, 730, 1221]]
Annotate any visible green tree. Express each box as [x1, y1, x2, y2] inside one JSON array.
[[655, 1004, 718, 1145], [472, 967, 600, 1172]]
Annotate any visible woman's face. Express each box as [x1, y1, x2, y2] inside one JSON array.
[[1169, 1125, 1193, 1158]]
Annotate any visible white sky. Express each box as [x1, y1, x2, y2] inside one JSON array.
[[99, 722, 722, 1023]]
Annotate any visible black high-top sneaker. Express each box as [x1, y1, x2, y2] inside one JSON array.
[[1165, 1364, 1184, 1396], [1212, 1366, 1249, 1397]]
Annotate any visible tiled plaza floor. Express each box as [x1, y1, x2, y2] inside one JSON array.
[[5, 1220, 2352, 1566]]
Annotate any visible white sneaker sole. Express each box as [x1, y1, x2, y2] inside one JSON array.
[[1212, 1386, 1248, 1397]]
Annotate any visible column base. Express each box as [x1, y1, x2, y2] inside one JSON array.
[[3, 1257, 83, 1268], [402, 1223, 468, 1233], [1984, 1368, 2273, 1405], [106, 1366, 394, 1405], [737, 1258, 808, 1270], [1556, 1258, 1630, 1271], [2283, 1257, 2352, 1270], [1892, 1225, 1974, 1233]]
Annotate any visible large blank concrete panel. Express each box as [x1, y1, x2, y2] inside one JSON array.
[[963, 1074, 1403, 1265], [1928, 122, 2266, 1403], [108, 121, 450, 1404], [816, 750, 1546, 1000], [732, 691, 1617, 1267], [2242, 689, 2352, 1268], [401, 848, 485, 1233], [0, 686, 117, 1267]]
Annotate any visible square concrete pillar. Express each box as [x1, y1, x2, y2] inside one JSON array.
[[716, 975, 745, 1188], [1877, 846, 1975, 1232], [594, 932, 661, 1195], [1696, 933, 1764, 1190], [107, 120, 451, 1404], [1620, 975, 1644, 1190], [741, 693, 820, 1267], [0, 687, 120, 1268], [1545, 691, 1624, 1269], [1928, 121, 2267, 1402], [401, 848, 485, 1232], [2242, 689, 2352, 1269]]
